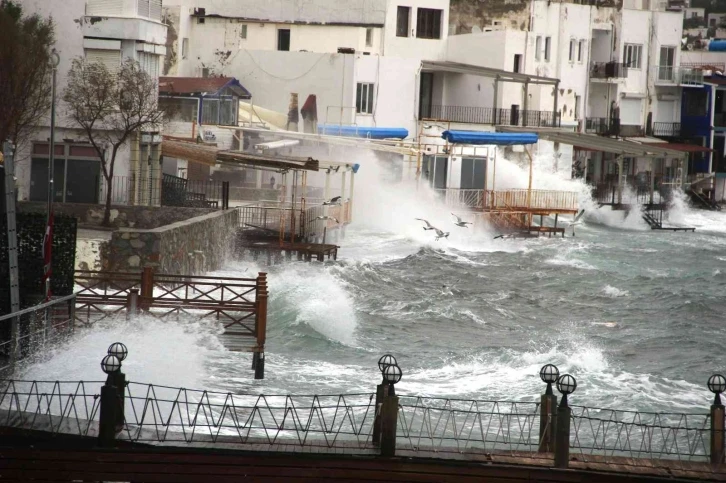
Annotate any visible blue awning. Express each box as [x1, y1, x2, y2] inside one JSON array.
[[318, 125, 409, 140], [441, 130, 539, 145]]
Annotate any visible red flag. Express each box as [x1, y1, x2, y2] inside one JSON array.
[[42, 212, 53, 301]]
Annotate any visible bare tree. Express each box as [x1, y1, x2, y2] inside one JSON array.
[[0, 0, 54, 149], [63, 58, 164, 226]]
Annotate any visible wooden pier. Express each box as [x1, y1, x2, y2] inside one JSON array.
[[74, 268, 269, 378]]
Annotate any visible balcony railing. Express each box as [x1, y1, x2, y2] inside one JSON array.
[[650, 122, 681, 137], [590, 62, 628, 80], [585, 117, 620, 136], [424, 105, 560, 127], [652, 66, 704, 86]]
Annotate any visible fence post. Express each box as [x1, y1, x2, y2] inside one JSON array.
[[539, 392, 557, 452], [554, 400, 571, 468], [712, 404, 725, 466], [140, 266, 154, 310], [372, 382, 386, 446], [222, 181, 230, 209], [98, 382, 117, 447], [68, 296, 76, 331], [253, 273, 268, 380], [380, 391, 399, 457], [126, 289, 139, 319]]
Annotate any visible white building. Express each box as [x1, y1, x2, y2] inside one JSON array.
[[15, 0, 166, 204]]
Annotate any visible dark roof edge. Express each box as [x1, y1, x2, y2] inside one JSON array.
[[192, 14, 384, 28]]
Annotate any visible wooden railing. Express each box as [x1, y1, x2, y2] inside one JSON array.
[[433, 189, 578, 213], [237, 201, 351, 241]]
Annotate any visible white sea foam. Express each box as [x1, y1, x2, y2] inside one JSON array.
[[602, 285, 629, 298]]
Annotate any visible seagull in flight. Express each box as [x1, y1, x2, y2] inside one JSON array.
[[493, 233, 515, 240], [564, 209, 586, 235], [415, 218, 436, 231], [315, 215, 339, 223], [323, 196, 341, 206], [451, 213, 472, 228], [434, 228, 449, 241]]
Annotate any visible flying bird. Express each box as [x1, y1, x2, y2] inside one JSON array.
[[434, 228, 449, 241], [315, 215, 339, 223], [564, 209, 586, 236], [493, 234, 515, 240], [323, 196, 342, 206], [415, 218, 436, 231], [451, 213, 472, 228]]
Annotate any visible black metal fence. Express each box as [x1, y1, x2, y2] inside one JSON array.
[[0, 213, 77, 315], [425, 105, 560, 127], [651, 122, 681, 137], [101, 175, 227, 208], [585, 117, 621, 136], [590, 61, 628, 79]]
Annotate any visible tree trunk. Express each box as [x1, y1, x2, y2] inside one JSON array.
[[102, 174, 113, 227]]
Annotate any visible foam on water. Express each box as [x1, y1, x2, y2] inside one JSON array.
[[602, 285, 629, 298]]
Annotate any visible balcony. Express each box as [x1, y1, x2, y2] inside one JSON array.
[[590, 62, 628, 80], [86, 0, 162, 21], [650, 122, 681, 137], [424, 105, 560, 127], [585, 117, 620, 136], [652, 66, 704, 86]]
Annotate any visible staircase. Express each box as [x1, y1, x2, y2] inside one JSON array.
[[686, 187, 721, 211], [642, 210, 662, 229]]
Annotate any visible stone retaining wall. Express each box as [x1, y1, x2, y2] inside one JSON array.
[[103, 209, 239, 274]]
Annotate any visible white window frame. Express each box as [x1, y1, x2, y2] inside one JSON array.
[[578, 40, 585, 63], [544, 36, 551, 62], [356, 82, 375, 115], [535, 36, 542, 61], [624, 44, 643, 69], [365, 27, 373, 47]]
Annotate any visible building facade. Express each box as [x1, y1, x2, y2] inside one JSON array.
[[16, 0, 167, 205]]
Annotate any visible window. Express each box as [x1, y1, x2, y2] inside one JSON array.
[[684, 89, 708, 116], [578, 40, 585, 62], [356, 82, 375, 114], [658, 46, 675, 81], [535, 36, 542, 61], [396, 6, 410, 37], [691, 12, 697, 18], [416, 8, 442, 39], [544, 36, 551, 62], [181, 38, 189, 59], [569, 39, 575, 62], [624, 44, 642, 69], [366, 27, 373, 47], [84, 48, 121, 73], [513, 54, 522, 73], [277, 29, 290, 51], [460, 157, 486, 189], [240, 24, 247, 39]]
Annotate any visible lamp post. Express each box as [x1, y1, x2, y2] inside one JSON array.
[[554, 373, 577, 468], [107, 342, 128, 428], [43, 50, 60, 301], [538, 364, 559, 453], [381, 363, 402, 457], [373, 354, 397, 445], [99, 354, 121, 447], [708, 374, 726, 465]]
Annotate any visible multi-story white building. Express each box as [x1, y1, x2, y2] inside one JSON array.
[[16, 0, 166, 204]]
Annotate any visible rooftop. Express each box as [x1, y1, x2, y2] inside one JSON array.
[[159, 77, 251, 99]]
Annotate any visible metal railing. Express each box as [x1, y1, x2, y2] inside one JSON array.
[[484, 189, 579, 212], [0, 295, 76, 374], [237, 201, 351, 241], [651, 122, 681, 137], [652, 66, 705, 86], [585, 117, 620, 136], [0, 379, 720, 470], [425, 106, 560, 127], [590, 62, 628, 79], [100, 175, 226, 208], [432, 189, 485, 209]]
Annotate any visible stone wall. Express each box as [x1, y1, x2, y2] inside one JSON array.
[[19, 202, 215, 229], [103, 209, 239, 274]]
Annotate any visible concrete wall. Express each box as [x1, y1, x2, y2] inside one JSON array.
[[103, 209, 239, 274], [382, 0, 449, 59]]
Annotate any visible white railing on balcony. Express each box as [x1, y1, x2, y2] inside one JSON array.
[[652, 66, 704, 86]]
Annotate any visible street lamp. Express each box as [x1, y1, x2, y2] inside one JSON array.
[[556, 374, 577, 407], [540, 363, 560, 395], [43, 49, 61, 301], [383, 363, 402, 396], [100, 354, 121, 374], [108, 342, 128, 362], [378, 354, 397, 376], [708, 374, 726, 406]]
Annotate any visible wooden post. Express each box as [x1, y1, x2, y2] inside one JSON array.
[[554, 398, 571, 468], [711, 403, 725, 466], [98, 383, 117, 447], [380, 392, 399, 457], [539, 392, 557, 453], [140, 267, 154, 310], [372, 382, 386, 446], [254, 273, 268, 380]]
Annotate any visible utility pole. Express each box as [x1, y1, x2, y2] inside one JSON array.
[[3, 141, 20, 314], [44, 50, 60, 300]]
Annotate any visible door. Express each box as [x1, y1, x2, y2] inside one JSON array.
[[29, 158, 65, 202], [511, 104, 520, 126], [432, 155, 448, 189], [65, 159, 101, 203], [659, 47, 675, 82], [460, 158, 486, 189], [419, 72, 433, 119], [277, 29, 290, 51]]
